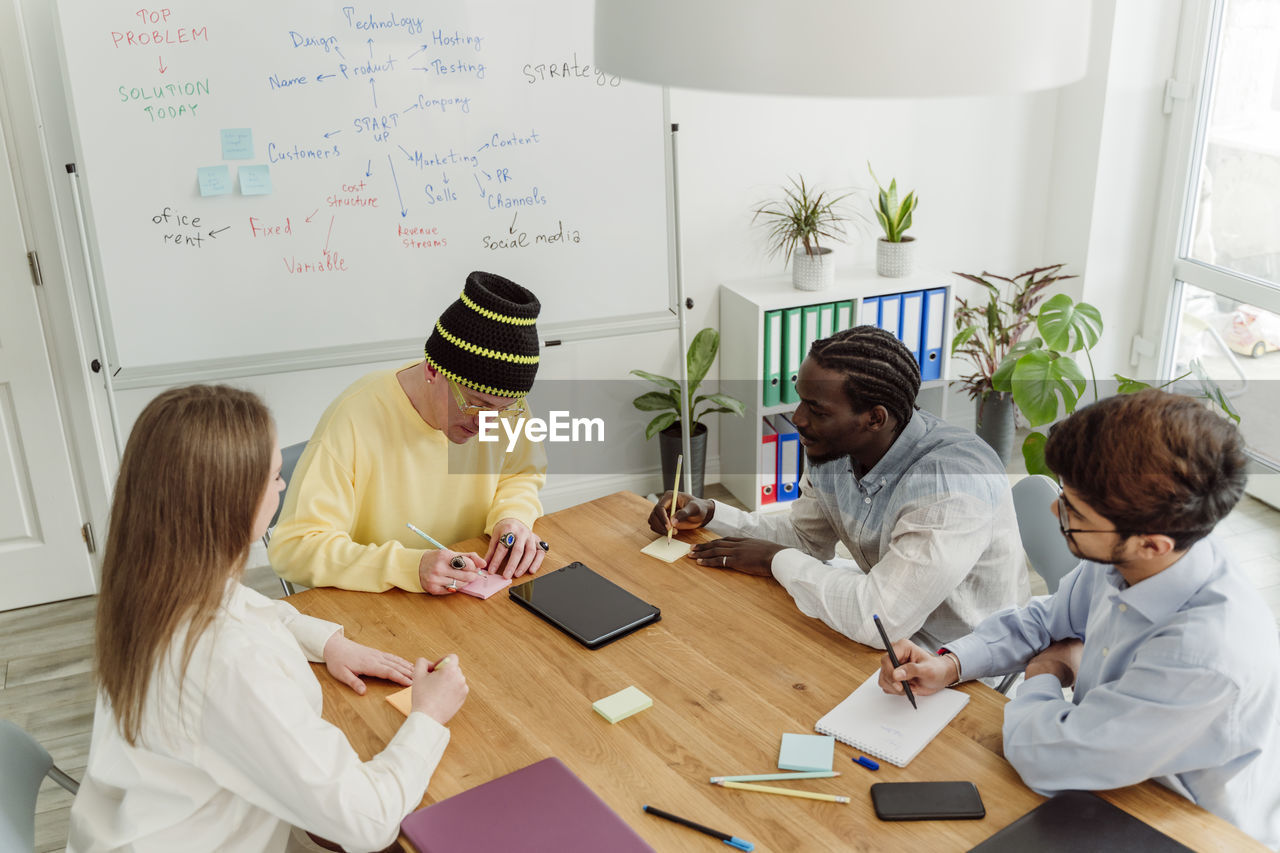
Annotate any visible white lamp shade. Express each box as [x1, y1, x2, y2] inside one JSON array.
[[595, 0, 1092, 97]]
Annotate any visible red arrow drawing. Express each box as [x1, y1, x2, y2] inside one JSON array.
[[158, 56, 168, 73], [305, 209, 319, 223]]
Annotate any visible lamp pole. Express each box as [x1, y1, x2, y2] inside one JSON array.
[[670, 120, 693, 495]]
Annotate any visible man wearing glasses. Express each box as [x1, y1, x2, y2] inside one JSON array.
[[876, 389, 1280, 848], [269, 271, 548, 594]]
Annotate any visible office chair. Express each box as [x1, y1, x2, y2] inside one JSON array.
[[995, 474, 1083, 695], [263, 440, 308, 597], [0, 719, 79, 853]]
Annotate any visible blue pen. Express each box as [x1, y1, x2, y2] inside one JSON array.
[[643, 805, 753, 851], [854, 755, 879, 771]]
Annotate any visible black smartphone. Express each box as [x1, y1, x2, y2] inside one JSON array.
[[870, 781, 986, 821]]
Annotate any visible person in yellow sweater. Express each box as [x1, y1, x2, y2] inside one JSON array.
[[269, 271, 548, 594]]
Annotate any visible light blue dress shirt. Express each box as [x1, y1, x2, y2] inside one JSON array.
[[948, 536, 1280, 849]]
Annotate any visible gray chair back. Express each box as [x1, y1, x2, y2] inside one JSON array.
[[1, 719, 78, 853], [265, 440, 308, 596], [1012, 474, 1081, 594]]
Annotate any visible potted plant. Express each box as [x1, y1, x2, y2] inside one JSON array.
[[631, 328, 745, 497], [951, 264, 1078, 463], [996, 301, 1239, 476], [869, 163, 919, 277], [752, 176, 853, 292]]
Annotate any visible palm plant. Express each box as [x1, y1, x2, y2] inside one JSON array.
[[751, 176, 852, 265]]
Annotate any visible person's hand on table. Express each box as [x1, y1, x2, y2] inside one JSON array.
[[418, 549, 484, 595], [1026, 638, 1083, 688], [648, 491, 714, 536], [484, 518, 545, 579], [323, 634, 414, 695], [690, 537, 784, 576], [878, 639, 953, 698], [411, 655, 469, 725]]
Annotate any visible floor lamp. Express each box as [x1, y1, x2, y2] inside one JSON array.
[[596, 0, 1092, 495]]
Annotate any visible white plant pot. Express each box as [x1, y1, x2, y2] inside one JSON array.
[[792, 247, 835, 291], [876, 237, 916, 277]]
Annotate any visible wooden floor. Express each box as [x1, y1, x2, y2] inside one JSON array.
[[4, 491, 1277, 852]]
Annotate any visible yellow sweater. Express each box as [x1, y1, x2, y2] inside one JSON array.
[[268, 364, 546, 592]]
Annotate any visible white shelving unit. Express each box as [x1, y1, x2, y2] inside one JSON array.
[[718, 265, 953, 512]]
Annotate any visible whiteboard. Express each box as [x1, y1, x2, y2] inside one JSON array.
[[52, 0, 674, 377]]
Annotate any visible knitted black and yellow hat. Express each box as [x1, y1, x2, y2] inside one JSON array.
[[424, 271, 541, 398]]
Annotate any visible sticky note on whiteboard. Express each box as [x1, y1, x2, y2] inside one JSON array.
[[238, 164, 272, 195], [197, 165, 231, 197], [220, 127, 254, 160]]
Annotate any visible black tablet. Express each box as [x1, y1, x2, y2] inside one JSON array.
[[508, 562, 660, 649]]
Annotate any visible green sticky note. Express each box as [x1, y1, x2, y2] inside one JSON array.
[[592, 686, 652, 724], [778, 733, 835, 772]]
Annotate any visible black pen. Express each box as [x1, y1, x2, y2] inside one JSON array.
[[642, 805, 753, 851], [874, 613, 917, 710]]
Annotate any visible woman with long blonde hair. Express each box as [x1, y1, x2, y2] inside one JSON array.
[[68, 385, 468, 852]]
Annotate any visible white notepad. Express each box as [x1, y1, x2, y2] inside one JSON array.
[[814, 673, 969, 767]]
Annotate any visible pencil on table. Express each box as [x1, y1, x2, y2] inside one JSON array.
[[713, 780, 849, 803]]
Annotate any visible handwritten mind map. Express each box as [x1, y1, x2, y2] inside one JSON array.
[[100, 3, 624, 273], [58, 0, 670, 367]]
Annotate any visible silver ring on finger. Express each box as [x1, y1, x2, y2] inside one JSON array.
[[446, 578, 458, 590], [722, 556, 727, 567]]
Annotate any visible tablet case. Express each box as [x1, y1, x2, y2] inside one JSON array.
[[509, 562, 660, 648], [400, 757, 655, 852], [967, 790, 1194, 852]]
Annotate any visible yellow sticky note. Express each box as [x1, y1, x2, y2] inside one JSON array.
[[592, 686, 652, 724], [640, 537, 692, 563], [386, 686, 412, 717]]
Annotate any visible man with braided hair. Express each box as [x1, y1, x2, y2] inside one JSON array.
[[651, 325, 1028, 651], [270, 271, 547, 595]]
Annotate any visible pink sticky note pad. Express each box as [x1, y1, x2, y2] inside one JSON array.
[[460, 571, 511, 599]]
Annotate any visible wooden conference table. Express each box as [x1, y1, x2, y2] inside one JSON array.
[[289, 491, 1261, 852]]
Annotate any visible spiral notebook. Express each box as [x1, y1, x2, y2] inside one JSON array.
[[814, 673, 969, 767]]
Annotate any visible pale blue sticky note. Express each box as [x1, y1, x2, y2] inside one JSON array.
[[197, 165, 232, 197], [220, 128, 254, 160], [778, 733, 835, 772], [238, 164, 272, 196]]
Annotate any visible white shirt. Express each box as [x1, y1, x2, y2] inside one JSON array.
[[68, 582, 449, 853], [709, 410, 1029, 651]]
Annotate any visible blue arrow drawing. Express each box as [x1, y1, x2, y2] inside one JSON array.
[[370, 78, 378, 108], [365, 159, 372, 177]]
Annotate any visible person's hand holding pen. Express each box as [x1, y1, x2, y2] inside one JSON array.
[[647, 490, 715, 536], [876, 639, 954, 699], [417, 549, 484, 595]]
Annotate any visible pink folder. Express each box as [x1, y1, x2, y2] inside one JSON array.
[[400, 757, 654, 853]]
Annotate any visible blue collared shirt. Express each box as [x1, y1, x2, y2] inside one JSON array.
[[948, 536, 1280, 848]]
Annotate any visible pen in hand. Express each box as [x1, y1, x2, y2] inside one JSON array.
[[874, 613, 917, 710]]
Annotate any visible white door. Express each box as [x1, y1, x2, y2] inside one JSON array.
[[0, 126, 96, 610]]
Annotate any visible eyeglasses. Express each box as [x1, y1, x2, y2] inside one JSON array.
[[448, 378, 526, 419], [1056, 487, 1141, 540]]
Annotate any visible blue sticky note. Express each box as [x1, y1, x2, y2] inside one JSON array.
[[778, 733, 835, 772], [197, 165, 232, 197], [238, 164, 272, 196], [220, 128, 254, 160]]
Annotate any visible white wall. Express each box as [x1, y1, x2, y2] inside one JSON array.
[[3, 0, 1180, 519]]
